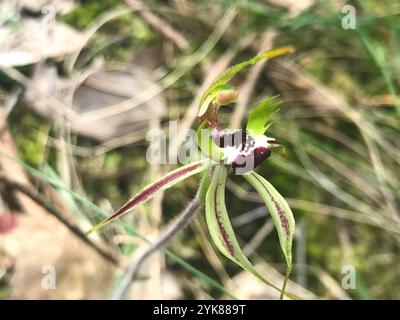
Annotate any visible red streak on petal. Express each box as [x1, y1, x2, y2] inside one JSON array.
[[252, 174, 290, 237], [214, 182, 235, 256], [272, 198, 289, 236], [105, 162, 204, 223]]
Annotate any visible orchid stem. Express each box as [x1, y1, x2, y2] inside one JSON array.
[[279, 264, 292, 300], [112, 174, 208, 299]]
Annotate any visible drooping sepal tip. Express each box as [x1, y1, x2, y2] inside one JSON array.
[[86, 159, 213, 235], [198, 46, 295, 117]]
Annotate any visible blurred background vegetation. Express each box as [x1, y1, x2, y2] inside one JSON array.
[[0, 0, 399, 299]]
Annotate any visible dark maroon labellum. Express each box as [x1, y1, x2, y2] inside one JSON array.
[[212, 129, 272, 175], [232, 146, 271, 175]]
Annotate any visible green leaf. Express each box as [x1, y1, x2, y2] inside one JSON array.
[[205, 165, 287, 295], [243, 171, 295, 298], [246, 96, 280, 137], [198, 46, 294, 116], [87, 159, 213, 235], [198, 91, 218, 117]]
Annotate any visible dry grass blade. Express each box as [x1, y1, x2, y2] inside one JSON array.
[[124, 0, 189, 51]]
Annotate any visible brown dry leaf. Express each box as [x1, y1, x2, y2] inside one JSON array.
[[0, 111, 114, 299], [22, 62, 167, 141], [0, 18, 85, 67], [1, 210, 114, 299], [72, 65, 167, 139]]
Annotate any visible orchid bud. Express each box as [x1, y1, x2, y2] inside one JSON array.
[[215, 87, 239, 105]]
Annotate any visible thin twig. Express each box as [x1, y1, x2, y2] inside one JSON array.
[[113, 191, 202, 299], [0, 174, 118, 266], [124, 0, 189, 51]]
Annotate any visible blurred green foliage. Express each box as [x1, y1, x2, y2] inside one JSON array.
[[2, 0, 399, 299]]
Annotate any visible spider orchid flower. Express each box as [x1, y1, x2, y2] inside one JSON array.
[[86, 47, 296, 299]]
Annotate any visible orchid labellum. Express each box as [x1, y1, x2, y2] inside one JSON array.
[[87, 47, 296, 299]]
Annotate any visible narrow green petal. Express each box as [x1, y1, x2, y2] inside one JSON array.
[[205, 165, 287, 295], [199, 47, 294, 115], [87, 159, 213, 235], [243, 171, 295, 298], [246, 96, 280, 137]]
